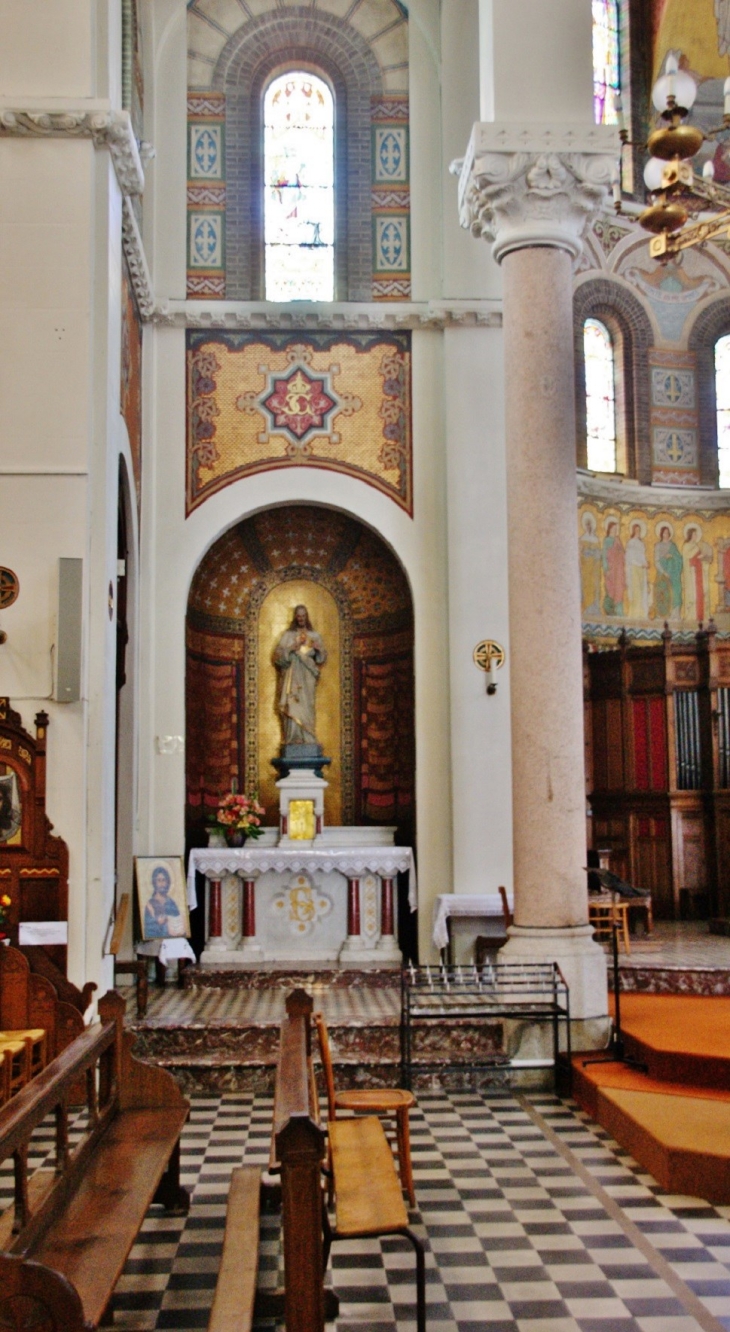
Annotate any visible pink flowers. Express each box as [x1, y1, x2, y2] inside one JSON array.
[[214, 793, 265, 838]]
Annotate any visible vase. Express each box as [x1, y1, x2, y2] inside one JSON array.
[[206, 829, 226, 848], [225, 830, 248, 848]]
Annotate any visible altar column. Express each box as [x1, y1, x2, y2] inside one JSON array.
[[455, 6, 618, 1020], [238, 874, 263, 961]]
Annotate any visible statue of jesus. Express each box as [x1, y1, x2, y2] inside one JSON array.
[[274, 604, 327, 748]]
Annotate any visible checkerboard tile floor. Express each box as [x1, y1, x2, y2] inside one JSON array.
[[4, 1089, 730, 1331]]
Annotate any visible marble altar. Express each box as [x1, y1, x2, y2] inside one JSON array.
[[188, 829, 416, 967]]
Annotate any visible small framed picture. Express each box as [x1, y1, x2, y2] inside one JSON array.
[[135, 857, 190, 942]]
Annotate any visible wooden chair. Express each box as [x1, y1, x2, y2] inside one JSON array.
[[475, 885, 513, 967], [314, 1009, 416, 1208], [588, 898, 631, 954], [109, 893, 148, 1018]]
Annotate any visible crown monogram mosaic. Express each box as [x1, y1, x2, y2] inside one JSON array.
[[186, 330, 412, 514]]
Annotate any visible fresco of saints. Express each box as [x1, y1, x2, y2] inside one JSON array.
[[274, 604, 327, 747], [624, 521, 649, 620], [682, 525, 713, 624], [580, 512, 602, 615], [602, 518, 626, 616], [653, 524, 683, 620]]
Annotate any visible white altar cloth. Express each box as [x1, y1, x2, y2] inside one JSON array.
[[188, 846, 417, 910], [432, 892, 512, 951]]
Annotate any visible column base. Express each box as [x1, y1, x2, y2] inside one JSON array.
[[375, 936, 402, 962], [238, 940, 264, 961], [338, 937, 385, 964], [498, 924, 608, 1022]]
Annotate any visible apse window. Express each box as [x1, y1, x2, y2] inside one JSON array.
[[716, 335, 730, 487], [584, 317, 617, 472], [264, 71, 335, 302], [592, 0, 620, 125]]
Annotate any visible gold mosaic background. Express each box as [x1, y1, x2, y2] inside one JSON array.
[[186, 331, 411, 514]]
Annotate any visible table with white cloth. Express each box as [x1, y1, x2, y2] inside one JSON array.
[[188, 845, 417, 967], [432, 893, 512, 963]]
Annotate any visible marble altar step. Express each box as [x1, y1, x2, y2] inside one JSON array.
[[123, 969, 506, 1095]]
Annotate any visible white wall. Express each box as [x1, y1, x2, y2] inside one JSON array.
[[0, 2, 124, 990], [444, 325, 512, 896]]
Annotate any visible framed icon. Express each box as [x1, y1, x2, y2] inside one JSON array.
[[135, 856, 190, 941]]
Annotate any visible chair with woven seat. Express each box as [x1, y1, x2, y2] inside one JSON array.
[[314, 1009, 416, 1207]]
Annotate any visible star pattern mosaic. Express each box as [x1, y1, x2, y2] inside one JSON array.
[[4, 1090, 730, 1330]]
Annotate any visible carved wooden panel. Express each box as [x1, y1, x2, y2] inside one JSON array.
[[0, 699, 69, 972]]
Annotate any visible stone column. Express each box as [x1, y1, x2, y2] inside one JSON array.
[[455, 124, 617, 1022], [238, 874, 264, 962], [376, 876, 402, 961], [339, 877, 364, 961], [206, 878, 225, 952]]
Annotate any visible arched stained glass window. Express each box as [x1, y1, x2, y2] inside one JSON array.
[[592, 0, 620, 125], [715, 335, 730, 487], [264, 71, 335, 302], [584, 318, 617, 472]]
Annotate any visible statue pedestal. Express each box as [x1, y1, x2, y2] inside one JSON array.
[[275, 766, 328, 845]]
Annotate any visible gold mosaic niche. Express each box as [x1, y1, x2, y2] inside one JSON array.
[[257, 579, 341, 826]]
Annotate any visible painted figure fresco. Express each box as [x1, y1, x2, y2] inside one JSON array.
[[653, 523, 683, 620], [580, 512, 602, 614], [144, 865, 184, 939], [682, 524, 713, 624], [602, 518, 626, 616], [721, 539, 730, 608], [274, 604, 327, 747], [625, 521, 649, 620]]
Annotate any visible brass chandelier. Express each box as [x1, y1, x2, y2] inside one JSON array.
[[618, 56, 730, 261]]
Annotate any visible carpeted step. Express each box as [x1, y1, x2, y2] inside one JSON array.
[[596, 1085, 730, 1204]]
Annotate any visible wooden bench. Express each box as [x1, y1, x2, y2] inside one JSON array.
[[0, 989, 189, 1330], [1, 940, 86, 1062]]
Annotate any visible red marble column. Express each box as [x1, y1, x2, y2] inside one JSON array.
[[208, 879, 222, 939], [381, 876, 395, 938], [346, 878, 361, 938], [242, 878, 256, 939]]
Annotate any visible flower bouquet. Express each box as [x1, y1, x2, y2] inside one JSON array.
[[210, 793, 266, 847], [0, 891, 12, 942]]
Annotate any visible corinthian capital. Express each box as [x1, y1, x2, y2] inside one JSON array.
[[452, 122, 619, 264]]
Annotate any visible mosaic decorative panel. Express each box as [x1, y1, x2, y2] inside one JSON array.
[[579, 497, 730, 639], [648, 350, 699, 486], [371, 97, 410, 301], [186, 331, 412, 514], [187, 93, 226, 299]]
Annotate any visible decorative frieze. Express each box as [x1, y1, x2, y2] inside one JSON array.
[[0, 104, 145, 196]]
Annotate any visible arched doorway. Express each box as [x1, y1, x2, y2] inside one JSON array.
[[185, 504, 416, 952]]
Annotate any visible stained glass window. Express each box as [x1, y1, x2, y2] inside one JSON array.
[[584, 318, 617, 472], [592, 0, 620, 125], [715, 335, 730, 487], [264, 71, 334, 302]]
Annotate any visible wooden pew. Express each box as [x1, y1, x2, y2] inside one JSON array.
[[0, 990, 189, 1330], [1, 941, 84, 1062], [207, 988, 425, 1332]]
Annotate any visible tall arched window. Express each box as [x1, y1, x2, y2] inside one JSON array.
[[584, 318, 617, 472], [592, 0, 620, 125], [264, 71, 335, 302], [715, 335, 730, 487]]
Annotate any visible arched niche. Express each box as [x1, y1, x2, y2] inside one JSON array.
[[185, 504, 415, 846]]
